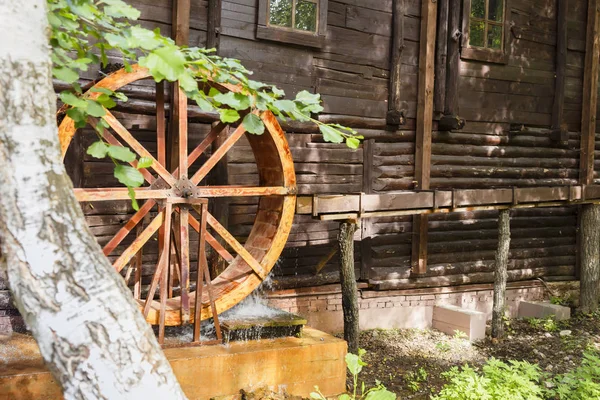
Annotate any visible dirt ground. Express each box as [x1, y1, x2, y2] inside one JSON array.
[[356, 312, 600, 399]]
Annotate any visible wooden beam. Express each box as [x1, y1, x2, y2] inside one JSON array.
[[360, 140, 374, 280], [434, 0, 449, 115], [552, 0, 568, 144], [169, 0, 191, 171], [415, 0, 437, 190], [579, 0, 600, 185], [206, 0, 222, 49], [444, 0, 461, 115], [387, 0, 406, 125], [412, 0, 437, 276]]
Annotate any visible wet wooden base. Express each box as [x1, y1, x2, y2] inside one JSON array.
[[0, 328, 346, 400], [221, 310, 307, 343]]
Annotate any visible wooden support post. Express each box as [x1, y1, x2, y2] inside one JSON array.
[[411, 0, 437, 275], [168, 0, 191, 170], [387, 0, 406, 126], [579, 0, 600, 185], [492, 209, 510, 340], [444, 0, 461, 116], [579, 204, 600, 313], [552, 0, 568, 144], [64, 133, 85, 187], [434, 0, 449, 115], [339, 221, 359, 355], [206, 0, 222, 49], [360, 140, 373, 281]]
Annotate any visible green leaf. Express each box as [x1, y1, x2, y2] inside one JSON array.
[[219, 109, 240, 123], [242, 113, 264, 135], [273, 99, 297, 114], [87, 141, 109, 159], [86, 100, 106, 117], [60, 92, 87, 108], [271, 86, 285, 97], [96, 94, 117, 109], [105, 33, 129, 49], [129, 26, 161, 50], [137, 157, 153, 169], [139, 45, 186, 82], [319, 125, 344, 144], [295, 90, 321, 105], [345, 353, 363, 375], [113, 92, 128, 102], [363, 389, 396, 400], [309, 393, 323, 400], [90, 87, 114, 95], [104, 1, 141, 19], [128, 187, 140, 211], [107, 145, 136, 162], [114, 165, 144, 187], [194, 95, 214, 112], [338, 394, 352, 400], [66, 107, 86, 128], [213, 92, 251, 111], [346, 137, 361, 149], [178, 72, 198, 92]]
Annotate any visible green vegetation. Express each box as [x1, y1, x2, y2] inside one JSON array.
[[526, 316, 560, 332], [405, 367, 428, 393], [48, 0, 361, 207], [433, 358, 545, 400], [311, 349, 396, 400], [550, 349, 600, 399]]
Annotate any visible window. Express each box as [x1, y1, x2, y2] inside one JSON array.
[[461, 0, 510, 64], [257, 0, 327, 48]]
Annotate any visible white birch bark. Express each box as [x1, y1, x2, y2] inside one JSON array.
[[0, 1, 187, 398]]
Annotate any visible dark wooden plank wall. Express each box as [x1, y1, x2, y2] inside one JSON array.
[[14, 0, 586, 297]]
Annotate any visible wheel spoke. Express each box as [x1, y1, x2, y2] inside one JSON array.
[[199, 208, 267, 279], [89, 117, 155, 184], [195, 186, 291, 197], [188, 213, 234, 263], [103, 110, 176, 185], [113, 210, 164, 273], [103, 199, 156, 256], [190, 123, 247, 185], [170, 122, 227, 178], [73, 188, 171, 202], [179, 207, 191, 323], [143, 204, 172, 320]]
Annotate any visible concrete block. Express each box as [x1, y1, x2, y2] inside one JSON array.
[[432, 305, 486, 341], [518, 301, 570, 321]]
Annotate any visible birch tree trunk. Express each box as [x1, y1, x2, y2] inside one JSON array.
[[0, 1, 187, 399]]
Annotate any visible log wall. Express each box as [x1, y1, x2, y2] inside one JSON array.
[[0, 0, 590, 317]]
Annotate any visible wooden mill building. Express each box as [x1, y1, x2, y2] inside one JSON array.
[[2, 0, 600, 333]]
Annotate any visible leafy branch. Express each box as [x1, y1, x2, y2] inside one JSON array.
[[49, 0, 363, 208]]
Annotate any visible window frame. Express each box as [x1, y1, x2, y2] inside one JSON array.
[[257, 0, 327, 48], [461, 0, 510, 64]]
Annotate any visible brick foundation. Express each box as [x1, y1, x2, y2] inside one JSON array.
[[267, 281, 548, 334]]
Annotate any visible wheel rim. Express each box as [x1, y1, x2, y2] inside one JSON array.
[[58, 65, 296, 327]]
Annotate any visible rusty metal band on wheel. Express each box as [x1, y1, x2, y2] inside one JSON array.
[[57, 65, 296, 325]]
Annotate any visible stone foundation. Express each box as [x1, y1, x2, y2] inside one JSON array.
[[267, 280, 549, 334]]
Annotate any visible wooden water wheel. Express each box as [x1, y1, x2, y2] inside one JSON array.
[[57, 65, 296, 343]]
